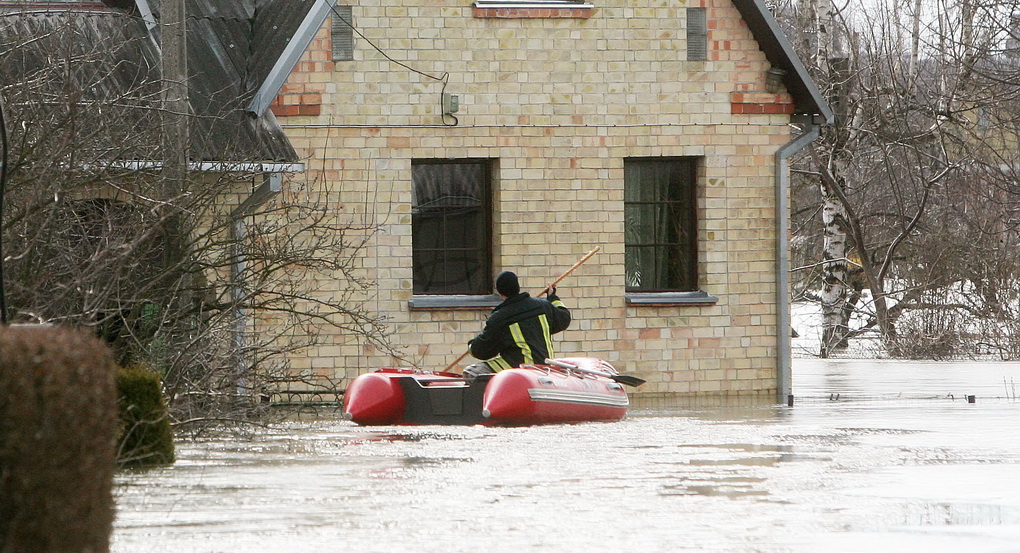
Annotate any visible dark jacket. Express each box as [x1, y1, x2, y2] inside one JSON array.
[[469, 292, 571, 371]]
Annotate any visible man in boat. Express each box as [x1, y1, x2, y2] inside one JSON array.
[[463, 270, 571, 380]]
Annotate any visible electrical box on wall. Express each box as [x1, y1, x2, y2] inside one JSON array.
[[443, 93, 459, 114]]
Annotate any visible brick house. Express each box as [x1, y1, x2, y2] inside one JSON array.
[[266, 0, 831, 400]]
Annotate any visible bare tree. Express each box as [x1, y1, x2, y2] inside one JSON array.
[[786, 0, 1020, 358]]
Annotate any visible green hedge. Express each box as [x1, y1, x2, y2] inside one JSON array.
[[0, 325, 118, 553], [116, 365, 175, 467]]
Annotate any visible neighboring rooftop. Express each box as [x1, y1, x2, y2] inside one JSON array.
[[0, 0, 326, 163]]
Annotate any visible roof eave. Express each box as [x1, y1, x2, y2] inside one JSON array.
[[247, 0, 337, 116], [731, 0, 834, 125]]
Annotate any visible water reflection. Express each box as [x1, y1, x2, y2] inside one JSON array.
[[798, 358, 1020, 401], [113, 360, 1020, 553], [908, 502, 1011, 527]]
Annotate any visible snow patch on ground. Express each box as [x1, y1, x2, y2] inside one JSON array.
[[791, 300, 885, 359]]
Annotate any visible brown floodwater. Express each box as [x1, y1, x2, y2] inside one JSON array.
[[113, 359, 1020, 552]]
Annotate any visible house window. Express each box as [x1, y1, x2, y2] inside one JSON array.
[[472, 0, 594, 19], [687, 7, 708, 62], [624, 157, 698, 293], [412, 159, 493, 295], [331, 5, 354, 62]]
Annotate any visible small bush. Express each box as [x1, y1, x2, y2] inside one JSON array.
[[0, 325, 118, 553], [891, 307, 969, 360], [116, 365, 175, 467]]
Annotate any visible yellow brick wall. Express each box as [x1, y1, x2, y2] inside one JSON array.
[[271, 0, 795, 398]]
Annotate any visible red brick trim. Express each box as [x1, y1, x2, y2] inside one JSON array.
[[275, 104, 319, 117], [270, 104, 323, 117], [730, 91, 794, 115], [270, 95, 322, 117], [731, 103, 795, 115]]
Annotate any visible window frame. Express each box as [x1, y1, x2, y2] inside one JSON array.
[[409, 158, 499, 309], [623, 156, 717, 306], [472, 0, 595, 19]]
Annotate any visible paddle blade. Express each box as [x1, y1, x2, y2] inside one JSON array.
[[612, 374, 646, 387]]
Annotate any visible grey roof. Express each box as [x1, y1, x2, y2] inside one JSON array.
[[143, 0, 320, 112], [148, 0, 326, 161], [732, 0, 833, 124], [0, 0, 324, 163], [0, 10, 165, 159]]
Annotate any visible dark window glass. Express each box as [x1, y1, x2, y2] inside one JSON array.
[[412, 160, 492, 295], [624, 158, 698, 292]]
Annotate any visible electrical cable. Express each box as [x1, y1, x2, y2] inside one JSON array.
[[324, 0, 458, 126], [439, 73, 459, 126], [0, 94, 8, 324]]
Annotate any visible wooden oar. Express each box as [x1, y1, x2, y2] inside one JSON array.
[[545, 358, 646, 388], [533, 246, 601, 298], [443, 246, 601, 373]]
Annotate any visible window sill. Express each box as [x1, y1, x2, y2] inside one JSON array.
[[473, 0, 594, 18], [409, 294, 502, 311], [625, 291, 719, 306], [410, 291, 718, 309]]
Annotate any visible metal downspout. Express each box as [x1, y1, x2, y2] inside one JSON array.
[[229, 172, 283, 395], [775, 123, 821, 404]]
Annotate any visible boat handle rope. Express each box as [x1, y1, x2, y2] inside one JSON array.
[[545, 359, 596, 380]]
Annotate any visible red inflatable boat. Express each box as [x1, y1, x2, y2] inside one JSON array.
[[342, 358, 638, 426]]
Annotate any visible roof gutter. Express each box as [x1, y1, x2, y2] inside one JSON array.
[[229, 171, 284, 395], [110, 160, 306, 173]]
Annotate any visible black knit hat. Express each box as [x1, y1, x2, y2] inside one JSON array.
[[495, 270, 520, 297]]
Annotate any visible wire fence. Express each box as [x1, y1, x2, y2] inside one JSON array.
[[788, 392, 1019, 405]]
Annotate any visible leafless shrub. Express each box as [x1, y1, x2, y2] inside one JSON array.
[[0, 9, 399, 428]]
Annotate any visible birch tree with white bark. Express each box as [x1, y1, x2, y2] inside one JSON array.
[[785, 0, 1020, 358]]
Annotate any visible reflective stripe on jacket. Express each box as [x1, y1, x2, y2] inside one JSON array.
[[468, 292, 570, 371]]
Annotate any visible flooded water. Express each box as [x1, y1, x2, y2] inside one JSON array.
[[113, 359, 1020, 553]]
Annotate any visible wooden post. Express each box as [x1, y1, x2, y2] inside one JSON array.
[[161, 0, 188, 182]]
